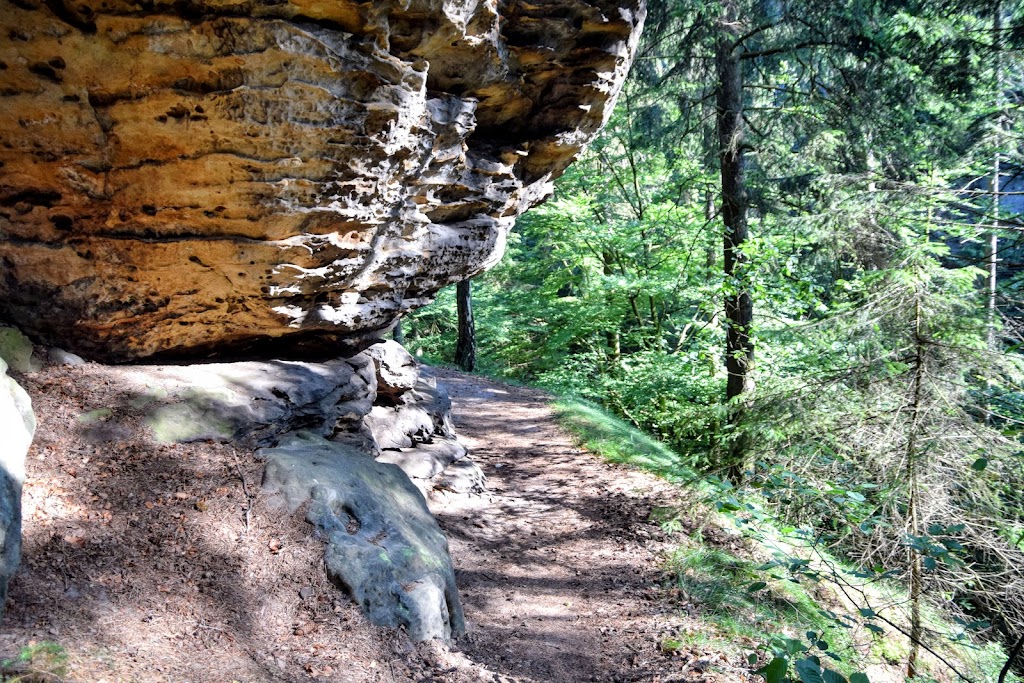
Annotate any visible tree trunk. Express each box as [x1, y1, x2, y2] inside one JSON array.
[[906, 296, 926, 679], [717, 1, 754, 481], [603, 250, 621, 362], [987, 150, 999, 351], [455, 279, 476, 372], [703, 92, 718, 278], [987, 0, 1003, 352]]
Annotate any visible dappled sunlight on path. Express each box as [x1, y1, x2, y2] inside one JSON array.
[[425, 369, 758, 683]]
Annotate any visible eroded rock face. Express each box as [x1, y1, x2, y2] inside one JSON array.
[[0, 0, 645, 360], [364, 342, 484, 494]]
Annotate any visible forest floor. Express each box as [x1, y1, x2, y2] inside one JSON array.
[[2, 361, 762, 683]]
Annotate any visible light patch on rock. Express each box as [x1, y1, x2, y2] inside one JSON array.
[[0, 357, 35, 621]]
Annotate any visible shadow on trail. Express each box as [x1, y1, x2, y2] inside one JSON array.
[[6, 366, 360, 682], [428, 369, 690, 683]]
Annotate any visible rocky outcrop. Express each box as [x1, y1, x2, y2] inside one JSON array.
[[0, 0, 645, 361], [72, 340, 477, 639], [365, 341, 484, 494], [261, 432, 465, 642], [0, 356, 35, 621], [138, 340, 479, 492], [140, 341, 480, 493], [141, 356, 378, 449]]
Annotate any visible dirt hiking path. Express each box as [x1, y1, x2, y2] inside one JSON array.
[[3, 363, 755, 683], [423, 370, 755, 683]]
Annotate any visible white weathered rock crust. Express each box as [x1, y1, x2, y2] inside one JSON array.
[[0, 0, 645, 360], [0, 356, 35, 622]]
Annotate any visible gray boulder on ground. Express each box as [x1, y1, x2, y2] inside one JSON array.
[[260, 433, 466, 642], [47, 348, 87, 366], [141, 359, 375, 447], [0, 357, 36, 621], [0, 327, 41, 374]]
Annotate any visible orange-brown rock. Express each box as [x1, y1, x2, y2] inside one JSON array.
[[0, 0, 644, 360]]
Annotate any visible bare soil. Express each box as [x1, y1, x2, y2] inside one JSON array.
[[2, 361, 757, 683]]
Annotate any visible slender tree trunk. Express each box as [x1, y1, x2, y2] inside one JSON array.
[[988, 155, 999, 350], [907, 470, 923, 679], [602, 250, 621, 362], [717, 1, 754, 481], [455, 279, 476, 372], [987, 0, 1003, 351], [906, 296, 926, 679], [998, 632, 1024, 683], [703, 93, 718, 278]]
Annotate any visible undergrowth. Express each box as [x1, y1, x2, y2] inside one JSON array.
[[1, 641, 68, 682], [551, 398, 703, 486], [549, 395, 1022, 683]]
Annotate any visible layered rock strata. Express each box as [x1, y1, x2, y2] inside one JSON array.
[[0, 0, 644, 360]]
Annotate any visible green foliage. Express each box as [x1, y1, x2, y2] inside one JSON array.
[[546, 370, 1024, 681], [551, 397, 701, 482], [737, 236, 1024, 647], [406, 0, 1024, 678], [1, 641, 68, 682], [756, 654, 859, 683], [663, 541, 863, 678]]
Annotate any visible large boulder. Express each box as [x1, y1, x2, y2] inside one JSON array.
[[261, 433, 465, 642], [0, 0, 645, 361], [0, 357, 35, 620], [138, 357, 377, 447]]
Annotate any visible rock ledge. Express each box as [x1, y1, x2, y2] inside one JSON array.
[[0, 0, 645, 360]]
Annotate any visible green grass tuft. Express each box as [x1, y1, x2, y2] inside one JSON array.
[[551, 398, 701, 484], [1, 641, 68, 682]]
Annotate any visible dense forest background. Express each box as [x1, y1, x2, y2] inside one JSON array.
[[407, 1, 1024, 681]]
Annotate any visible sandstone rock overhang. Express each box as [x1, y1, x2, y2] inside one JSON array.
[[0, 0, 645, 361]]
